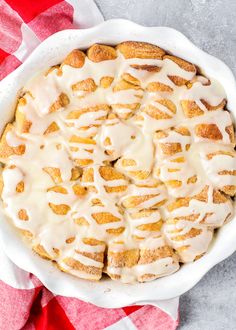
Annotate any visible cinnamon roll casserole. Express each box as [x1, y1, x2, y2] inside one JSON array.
[[0, 42, 235, 283]]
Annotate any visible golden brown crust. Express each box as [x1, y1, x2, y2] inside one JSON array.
[[206, 150, 235, 160], [171, 227, 202, 241], [63, 257, 103, 279], [174, 126, 191, 136], [72, 78, 97, 92], [72, 184, 86, 196], [100, 76, 114, 88], [113, 79, 141, 92], [225, 124, 235, 144], [87, 44, 117, 62], [220, 185, 236, 196], [91, 212, 121, 224], [168, 75, 188, 86], [49, 93, 70, 113], [43, 122, 60, 135], [15, 97, 32, 133], [117, 41, 165, 59], [43, 167, 62, 184], [200, 98, 226, 111], [47, 185, 68, 194], [107, 247, 139, 268], [69, 136, 96, 145], [0, 124, 25, 159], [167, 197, 190, 212], [122, 64, 161, 86], [159, 143, 182, 156], [70, 167, 82, 181], [20, 229, 33, 240], [181, 100, 204, 118], [49, 202, 71, 215], [33, 244, 58, 260], [62, 49, 86, 68], [122, 194, 161, 209], [147, 82, 173, 92], [121, 73, 141, 86], [138, 246, 174, 265], [112, 103, 141, 119], [66, 104, 110, 120], [74, 216, 89, 226], [181, 97, 226, 118], [16, 181, 24, 193], [195, 123, 223, 140], [144, 99, 176, 120], [99, 166, 125, 181], [106, 227, 125, 235], [164, 55, 196, 72], [131, 64, 161, 72], [18, 209, 29, 221]]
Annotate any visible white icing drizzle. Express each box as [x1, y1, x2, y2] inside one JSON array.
[[127, 209, 162, 239], [24, 69, 62, 116], [121, 182, 167, 211], [181, 80, 226, 110], [200, 149, 236, 188], [99, 116, 137, 159], [1, 45, 235, 283], [163, 185, 233, 262], [115, 130, 154, 173], [107, 257, 179, 283], [107, 236, 179, 283], [6, 131, 24, 147], [2, 167, 24, 198], [123, 57, 195, 88]]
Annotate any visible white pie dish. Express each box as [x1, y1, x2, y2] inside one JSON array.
[[0, 19, 235, 308]]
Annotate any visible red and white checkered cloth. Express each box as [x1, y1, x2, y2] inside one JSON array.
[[0, 1, 179, 329]]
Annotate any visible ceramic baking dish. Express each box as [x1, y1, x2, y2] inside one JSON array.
[[0, 19, 235, 308]]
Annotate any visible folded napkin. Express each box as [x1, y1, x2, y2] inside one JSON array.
[[0, 1, 179, 329]]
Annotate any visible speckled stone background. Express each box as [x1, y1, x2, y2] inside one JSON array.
[[94, 0, 236, 329]]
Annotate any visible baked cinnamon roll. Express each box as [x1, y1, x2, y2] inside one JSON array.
[[0, 41, 235, 283]]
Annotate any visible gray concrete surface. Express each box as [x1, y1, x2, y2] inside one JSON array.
[[94, 0, 236, 329]]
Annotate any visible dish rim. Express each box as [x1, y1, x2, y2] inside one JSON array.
[[0, 18, 235, 308]]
